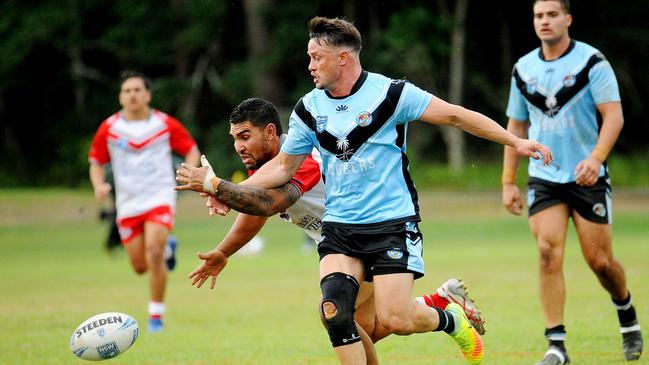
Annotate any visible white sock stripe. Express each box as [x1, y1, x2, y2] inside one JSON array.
[[443, 311, 453, 332], [613, 301, 632, 311], [546, 333, 566, 341], [545, 348, 565, 363], [620, 324, 641, 333], [148, 301, 165, 315]]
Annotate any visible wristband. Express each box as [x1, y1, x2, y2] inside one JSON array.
[[200, 155, 220, 194], [501, 167, 517, 184]]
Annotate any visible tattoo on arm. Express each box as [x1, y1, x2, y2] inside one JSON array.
[[214, 180, 302, 216]]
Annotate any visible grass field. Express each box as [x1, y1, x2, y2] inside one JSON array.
[[0, 188, 647, 365]]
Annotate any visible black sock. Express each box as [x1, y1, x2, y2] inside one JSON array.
[[613, 292, 639, 327], [433, 307, 456, 334], [545, 325, 567, 353]]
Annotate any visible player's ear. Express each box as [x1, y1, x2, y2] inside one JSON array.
[[565, 13, 572, 27], [338, 50, 348, 65], [264, 123, 276, 139], [144, 89, 152, 104]]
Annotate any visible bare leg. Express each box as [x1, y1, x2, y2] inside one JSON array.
[[573, 211, 627, 299], [529, 204, 570, 328], [372, 273, 439, 335], [143, 222, 169, 303], [124, 234, 147, 274]]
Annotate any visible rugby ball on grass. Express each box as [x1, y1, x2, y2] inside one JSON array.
[[70, 312, 138, 361]]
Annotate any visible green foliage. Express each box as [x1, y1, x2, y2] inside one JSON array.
[[1, 1, 648, 186]]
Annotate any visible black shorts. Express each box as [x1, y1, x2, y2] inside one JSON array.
[[318, 220, 425, 282], [527, 176, 612, 224]]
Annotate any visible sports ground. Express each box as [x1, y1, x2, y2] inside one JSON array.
[[0, 188, 647, 364]]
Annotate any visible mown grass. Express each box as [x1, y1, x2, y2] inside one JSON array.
[[0, 188, 647, 364], [409, 151, 649, 190]]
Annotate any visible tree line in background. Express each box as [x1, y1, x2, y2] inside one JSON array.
[[1, 0, 647, 186]]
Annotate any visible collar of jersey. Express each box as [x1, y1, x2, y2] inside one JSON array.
[[537, 39, 576, 62], [324, 70, 368, 100]]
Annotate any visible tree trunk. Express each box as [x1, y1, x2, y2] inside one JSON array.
[[441, 0, 468, 173], [243, 0, 280, 104]]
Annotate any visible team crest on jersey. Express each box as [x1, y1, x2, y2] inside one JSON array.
[[563, 73, 575, 87], [117, 138, 129, 150], [545, 95, 559, 116], [316, 116, 328, 133], [526, 78, 538, 94], [356, 111, 372, 127], [592, 203, 606, 217], [386, 249, 403, 260]]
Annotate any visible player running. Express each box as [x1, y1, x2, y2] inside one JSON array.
[[89, 71, 200, 332]]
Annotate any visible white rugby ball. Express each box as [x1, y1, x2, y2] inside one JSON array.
[[70, 312, 138, 361]]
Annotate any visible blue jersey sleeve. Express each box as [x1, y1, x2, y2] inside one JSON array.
[[506, 74, 529, 122], [281, 110, 316, 155], [398, 83, 433, 123], [589, 60, 621, 105]]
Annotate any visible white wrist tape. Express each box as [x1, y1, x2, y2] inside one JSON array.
[[200, 155, 219, 194]]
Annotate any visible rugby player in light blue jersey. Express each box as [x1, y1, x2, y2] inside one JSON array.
[[501, 1, 642, 364], [181, 17, 551, 365]]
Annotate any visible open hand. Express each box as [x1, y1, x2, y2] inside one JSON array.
[[176, 154, 219, 194], [187, 249, 228, 289]]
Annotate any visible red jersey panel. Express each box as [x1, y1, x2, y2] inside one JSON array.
[[88, 109, 196, 219]]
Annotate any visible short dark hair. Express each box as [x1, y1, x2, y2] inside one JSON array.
[[229, 98, 282, 136], [534, 0, 570, 13], [119, 70, 151, 90], [308, 17, 362, 53]]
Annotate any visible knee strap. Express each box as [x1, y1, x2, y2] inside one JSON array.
[[320, 272, 361, 347]]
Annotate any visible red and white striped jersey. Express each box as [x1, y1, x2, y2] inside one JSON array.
[[89, 109, 196, 219]]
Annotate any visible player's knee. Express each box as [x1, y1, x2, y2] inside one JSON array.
[[132, 262, 147, 274], [146, 246, 165, 264], [586, 255, 611, 275], [320, 272, 360, 347], [322, 301, 338, 320], [538, 242, 561, 271], [378, 313, 411, 335]]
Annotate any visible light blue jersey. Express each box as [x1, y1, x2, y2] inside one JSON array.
[[506, 40, 621, 183], [282, 71, 432, 224]]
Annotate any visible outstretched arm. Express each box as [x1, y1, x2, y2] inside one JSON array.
[[188, 213, 268, 289], [176, 155, 303, 216], [211, 180, 302, 216], [418, 96, 553, 164]]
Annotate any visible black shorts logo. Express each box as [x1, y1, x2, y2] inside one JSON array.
[[386, 249, 403, 260], [592, 203, 606, 217]]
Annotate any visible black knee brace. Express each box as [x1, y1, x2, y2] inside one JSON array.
[[320, 272, 361, 347]]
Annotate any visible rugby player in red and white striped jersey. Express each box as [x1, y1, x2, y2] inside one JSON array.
[[89, 71, 200, 332]]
